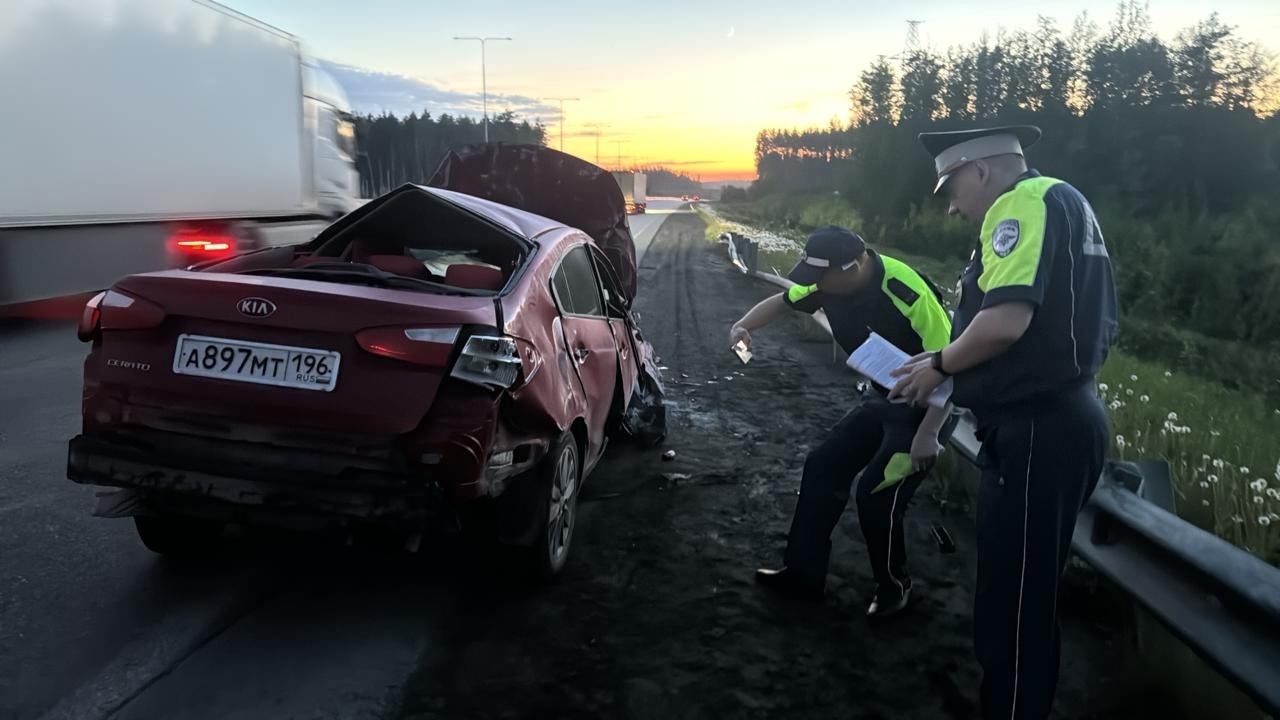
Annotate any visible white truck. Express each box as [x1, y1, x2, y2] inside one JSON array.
[[0, 0, 360, 310], [611, 172, 647, 214]]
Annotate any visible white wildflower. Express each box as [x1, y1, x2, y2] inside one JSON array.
[[1201, 500, 1211, 507], [1164, 370, 1172, 378], [1109, 400, 1122, 410], [1199, 481, 1210, 489], [1098, 383, 1109, 392], [1202, 454, 1211, 464], [1168, 412, 1179, 422], [1210, 430, 1222, 437], [1241, 467, 1250, 475], [1255, 496, 1265, 505], [1268, 488, 1280, 500], [1213, 458, 1225, 469], [1126, 388, 1134, 396], [1261, 516, 1273, 527], [1130, 374, 1138, 381], [1251, 478, 1266, 491], [1139, 394, 1150, 403], [1209, 474, 1220, 484], [1115, 435, 1126, 449]]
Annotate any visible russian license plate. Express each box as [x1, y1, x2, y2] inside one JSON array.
[[172, 334, 340, 392]]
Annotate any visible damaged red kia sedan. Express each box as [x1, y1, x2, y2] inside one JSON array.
[[67, 144, 666, 578]]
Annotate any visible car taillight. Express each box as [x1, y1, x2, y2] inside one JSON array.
[[171, 226, 236, 256], [451, 335, 521, 389], [356, 326, 460, 366], [78, 291, 106, 342], [99, 289, 166, 331]]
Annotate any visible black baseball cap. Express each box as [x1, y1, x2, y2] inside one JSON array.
[[786, 225, 867, 285]]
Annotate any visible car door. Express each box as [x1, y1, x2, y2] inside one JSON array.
[[588, 244, 638, 405], [550, 243, 620, 462]]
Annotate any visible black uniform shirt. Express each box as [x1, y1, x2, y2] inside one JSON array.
[[950, 170, 1119, 415]]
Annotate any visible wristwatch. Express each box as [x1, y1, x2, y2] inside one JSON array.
[[931, 350, 951, 376]]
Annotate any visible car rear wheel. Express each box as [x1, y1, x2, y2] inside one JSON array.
[[524, 431, 580, 580], [133, 514, 224, 557]]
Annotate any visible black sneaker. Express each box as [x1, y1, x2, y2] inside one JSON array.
[[866, 579, 913, 618], [754, 566, 824, 601]]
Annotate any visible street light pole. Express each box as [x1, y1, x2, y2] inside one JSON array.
[[584, 123, 605, 165], [546, 97, 580, 151], [614, 140, 628, 170], [453, 36, 512, 143]]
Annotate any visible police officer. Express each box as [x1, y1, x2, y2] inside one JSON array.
[[890, 126, 1118, 719], [730, 225, 957, 617]]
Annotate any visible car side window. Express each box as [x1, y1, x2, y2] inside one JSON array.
[[554, 245, 604, 317]]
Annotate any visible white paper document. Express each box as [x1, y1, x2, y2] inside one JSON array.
[[846, 332, 953, 409]]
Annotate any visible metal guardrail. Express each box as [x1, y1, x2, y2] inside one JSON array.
[[720, 231, 1280, 715]]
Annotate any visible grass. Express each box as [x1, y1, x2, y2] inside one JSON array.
[[696, 200, 1280, 565], [1098, 355, 1280, 564]]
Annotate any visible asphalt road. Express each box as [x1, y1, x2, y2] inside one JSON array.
[[0, 199, 1130, 720]]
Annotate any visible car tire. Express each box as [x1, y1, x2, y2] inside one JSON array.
[[519, 431, 581, 580], [133, 514, 223, 557]]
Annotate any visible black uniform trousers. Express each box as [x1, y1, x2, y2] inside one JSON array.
[[973, 383, 1108, 720], [784, 390, 957, 594]]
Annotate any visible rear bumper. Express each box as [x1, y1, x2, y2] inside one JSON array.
[[67, 432, 454, 529]]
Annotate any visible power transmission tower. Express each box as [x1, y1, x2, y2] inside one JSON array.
[[904, 20, 924, 55]]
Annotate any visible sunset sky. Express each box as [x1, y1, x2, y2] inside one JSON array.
[[233, 0, 1279, 181]]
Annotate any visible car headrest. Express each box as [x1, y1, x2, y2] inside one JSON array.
[[445, 264, 504, 291]]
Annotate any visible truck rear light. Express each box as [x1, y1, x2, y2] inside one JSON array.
[[99, 290, 166, 331], [78, 291, 106, 342], [171, 226, 236, 256], [356, 326, 460, 366], [451, 335, 521, 389]]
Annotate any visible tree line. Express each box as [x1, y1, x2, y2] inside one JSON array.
[[353, 111, 547, 197], [751, 3, 1280, 387]]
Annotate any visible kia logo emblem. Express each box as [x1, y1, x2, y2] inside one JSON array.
[[237, 297, 276, 318]]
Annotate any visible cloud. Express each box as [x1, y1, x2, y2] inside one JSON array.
[[319, 60, 554, 120], [727, 26, 735, 38]]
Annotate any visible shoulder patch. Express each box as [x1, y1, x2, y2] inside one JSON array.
[[992, 219, 1020, 258], [787, 284, 819, 303], [886, 277, 919, 306]]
